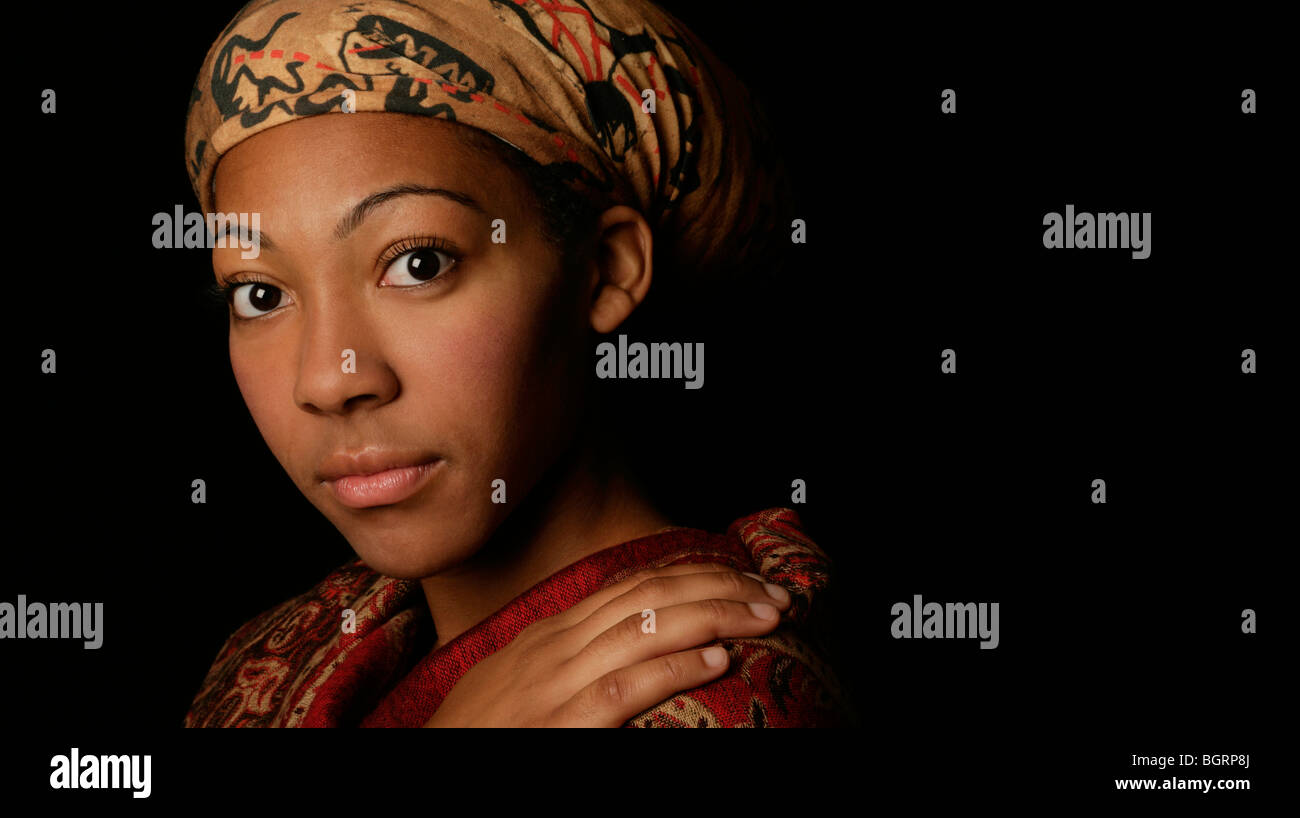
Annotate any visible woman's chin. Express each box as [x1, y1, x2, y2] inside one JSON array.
[[344, 527, 484, 580]]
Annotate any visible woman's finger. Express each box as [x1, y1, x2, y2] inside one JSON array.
[[543, 562, 739, 632], [562, 596, 783, 688], [561, 568, 790, 649], [560, 644, 732, 727]]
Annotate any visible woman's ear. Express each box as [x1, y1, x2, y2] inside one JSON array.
[[587, 205, 654, 334]]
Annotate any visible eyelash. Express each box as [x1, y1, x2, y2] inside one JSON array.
[[206, 273, 271, 306], [206, 235, 463, 312], [378, 235, 463, 277]]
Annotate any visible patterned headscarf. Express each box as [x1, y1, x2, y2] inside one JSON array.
[[184, 0, 787, 284]]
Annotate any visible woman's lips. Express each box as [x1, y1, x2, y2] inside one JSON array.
[[326, 459, 441, 509]]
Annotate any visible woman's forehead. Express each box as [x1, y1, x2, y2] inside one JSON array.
[[212, 114, 515, 210]]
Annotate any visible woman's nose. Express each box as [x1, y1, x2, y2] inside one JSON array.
[[292, 307, 399, 416]]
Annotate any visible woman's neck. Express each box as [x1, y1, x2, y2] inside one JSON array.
[[418, 428, 671, 651]]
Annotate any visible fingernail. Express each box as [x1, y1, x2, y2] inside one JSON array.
[[763, 583, 789, 604], [742, 571, 764, 582], [701, 646, 728, 667], [748, 601, 778, 620]]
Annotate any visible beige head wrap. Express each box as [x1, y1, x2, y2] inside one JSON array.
[[184, 0, 788, 284]]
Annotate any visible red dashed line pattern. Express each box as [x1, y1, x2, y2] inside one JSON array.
[[226, 0, 699, 174], [230, 41, 585, 160]]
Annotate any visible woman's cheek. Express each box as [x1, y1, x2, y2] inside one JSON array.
[[229, 342, 303, 477], [427, 287, 540, 414], [419, 289, 561, 486]]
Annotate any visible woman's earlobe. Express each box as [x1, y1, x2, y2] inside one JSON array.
[[587, 206, 654, 334], [590, 283, 639, 334]]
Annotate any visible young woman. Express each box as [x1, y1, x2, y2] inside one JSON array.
[[182, 0, 854, 727]]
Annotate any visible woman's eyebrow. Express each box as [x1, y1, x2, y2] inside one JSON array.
[[334, 183, 486, 240], [211, 223, 275, 253]]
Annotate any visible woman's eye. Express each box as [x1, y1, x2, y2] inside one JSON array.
[[382, 246, 456, 287], [230, 281, 291, 319]]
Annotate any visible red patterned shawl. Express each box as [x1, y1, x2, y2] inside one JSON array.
[[185, 508, 856, 727]]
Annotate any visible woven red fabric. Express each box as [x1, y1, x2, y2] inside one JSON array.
[[185, 508, 855, 727]]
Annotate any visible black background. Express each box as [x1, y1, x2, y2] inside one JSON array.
[[2, 1, 1286, 807]]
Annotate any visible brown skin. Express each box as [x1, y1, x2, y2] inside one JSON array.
[[211, 112, 790, 725]]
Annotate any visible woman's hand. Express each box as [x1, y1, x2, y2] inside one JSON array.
[[423, 563, 791, 727]]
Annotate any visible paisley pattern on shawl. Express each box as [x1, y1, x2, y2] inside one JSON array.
[[185, 507, 856, 727]]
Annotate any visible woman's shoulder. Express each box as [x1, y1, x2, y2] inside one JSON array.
[[185, 560, 427, 727], [205, 559, 401, 667], [628, 507, 859, 727], [627, 623, 857, 727]]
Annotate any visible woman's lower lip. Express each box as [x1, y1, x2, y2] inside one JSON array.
[[327, 460, 440, 509]]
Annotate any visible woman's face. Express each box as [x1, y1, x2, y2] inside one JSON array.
[[211, 113, 594, 579]]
